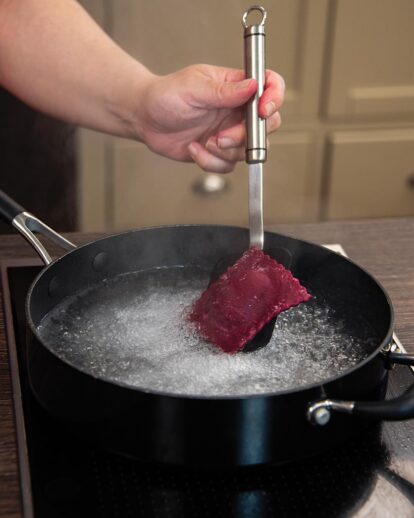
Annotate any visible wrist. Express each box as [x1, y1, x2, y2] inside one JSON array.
[[106, 59, 157, 141]]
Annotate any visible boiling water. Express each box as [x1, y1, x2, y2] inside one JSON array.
[[37, 267, 375, 396]]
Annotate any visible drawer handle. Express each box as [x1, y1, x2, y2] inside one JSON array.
[[193, 174, 229, 196], [407, 173, 414, 190]]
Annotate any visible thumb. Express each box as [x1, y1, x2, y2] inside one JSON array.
[[202, 78, 257, 109]]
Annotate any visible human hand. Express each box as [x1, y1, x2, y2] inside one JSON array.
[[135, 64, 285, 173]]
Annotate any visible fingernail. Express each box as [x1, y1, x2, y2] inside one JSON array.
[[234, 78, 254, 90], [218, 137, 236, 149], [206, 137, 216, 151], [265, 101, 276, 117], [188, 143, 198, 156]]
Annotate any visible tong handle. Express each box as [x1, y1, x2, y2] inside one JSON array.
[[243, 6, 267, 164]]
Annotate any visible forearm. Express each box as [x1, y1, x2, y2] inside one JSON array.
[[0, 0, 153, 139], [0, 0, 285, 173]]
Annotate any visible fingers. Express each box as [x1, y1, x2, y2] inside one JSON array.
[[184, 66, 284, 172], [188, 110, 282, 173], [191, 66, 284, 114], [188, 142, 236, 174], [215, 111, 282, 148], [258, 70, 285, 118], [206, 137, 245, 162], [209, 69, 284, 115], [266, 110, 282, 134], [195, 77, 258, 110]]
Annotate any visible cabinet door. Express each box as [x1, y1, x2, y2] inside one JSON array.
[[325, 129, 414, 219], [78, 0, 325, 230], [112, 133, 315, 230], [110, 0, 328, 119], [325, 0, 414, 119]]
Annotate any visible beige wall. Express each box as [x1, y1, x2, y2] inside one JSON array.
[[78, 0, 414, 231]]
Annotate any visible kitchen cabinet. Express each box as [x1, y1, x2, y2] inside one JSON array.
[[112, 132, 314, 228], [324, 0, 414, 119], [109, 0, 328, 119], [79, 0, 414, 231], [325, 129, 414, 219]]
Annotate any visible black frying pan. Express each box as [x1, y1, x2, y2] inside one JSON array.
[[1, 189, 414, 467]]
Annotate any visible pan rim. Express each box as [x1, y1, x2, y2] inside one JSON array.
[[25, 224, 395, 401]]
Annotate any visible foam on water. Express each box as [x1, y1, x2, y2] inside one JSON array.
[[37, 267, 376, 396]]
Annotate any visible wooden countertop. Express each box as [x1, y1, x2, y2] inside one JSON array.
[[1, 218, 414, 517]]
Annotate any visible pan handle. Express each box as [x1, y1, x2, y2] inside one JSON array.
[[307, 382, 414, 425], [0, 190, 76, 265], [307, 366, 414, 426]]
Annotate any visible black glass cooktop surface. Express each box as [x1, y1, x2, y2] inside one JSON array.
[[2, 263, 414, 517]]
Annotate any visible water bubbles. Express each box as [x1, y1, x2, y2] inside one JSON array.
[[37, 267, 376, 397]]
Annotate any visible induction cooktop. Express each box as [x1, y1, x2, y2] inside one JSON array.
[[2, 254, 414, 518]]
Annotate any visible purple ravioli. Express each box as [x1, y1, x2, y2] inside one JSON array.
[[188, 247, 312, 353]]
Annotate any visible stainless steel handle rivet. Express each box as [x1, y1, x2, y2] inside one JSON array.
[[313, 407, 331, 426], [307, 399, 355, 426]]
